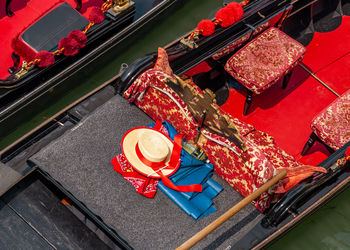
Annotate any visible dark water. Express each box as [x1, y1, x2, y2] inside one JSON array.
[[269, 187, 350, 250], [1, 0, 349, 249]]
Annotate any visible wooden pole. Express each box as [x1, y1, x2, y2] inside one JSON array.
[[176, 170, 287, 250]]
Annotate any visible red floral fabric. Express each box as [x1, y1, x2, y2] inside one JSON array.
[[124, 69, 304, 211], [211, 21, 269, 60], [311, 89, 350, 150], [225, 27, 306, 95]]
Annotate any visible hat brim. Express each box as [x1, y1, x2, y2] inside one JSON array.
[[121, 127, 179, 178]]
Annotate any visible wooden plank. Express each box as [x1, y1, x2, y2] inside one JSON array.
[[0, 200, 51, 249], [1, 177, 109, 250]]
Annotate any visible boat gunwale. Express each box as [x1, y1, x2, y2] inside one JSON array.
[[0, 166, 132, 249], [0, 0, 290, 157], [0, 0, 182, 116], [253, 174, 350, 249], [1, 0, 349, 247]]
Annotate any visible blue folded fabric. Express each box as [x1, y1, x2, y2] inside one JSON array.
[[147, 121, 223, 220]]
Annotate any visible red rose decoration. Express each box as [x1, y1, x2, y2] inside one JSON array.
[[35, 51, 55, 67], [197, 19, 215, 36], [59, 37, 80, 56], [225, 2, 244, 21], [215, 8, 235, 27], [346, 147, 350, 157], [68, 30, 87, 48], [89, 7, 105, 24]]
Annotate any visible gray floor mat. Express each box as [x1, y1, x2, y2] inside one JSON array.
[[0, 163, 21, 195], [29, 95, 261, 250]]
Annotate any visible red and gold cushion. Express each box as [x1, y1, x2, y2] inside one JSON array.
[[224, 27, 306, 95], [211, 22, 269, 60], [311, 90, 350, 150], [124, 69, 304, 211]]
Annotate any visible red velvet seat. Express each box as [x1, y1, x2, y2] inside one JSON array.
[[225, 27, 306, 115], [302, 89, 350, 154]]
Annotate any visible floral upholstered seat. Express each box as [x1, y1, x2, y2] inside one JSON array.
[[124, 68, 304, 212], [303, 90, 350, 152], [225, 27, 306, 115]]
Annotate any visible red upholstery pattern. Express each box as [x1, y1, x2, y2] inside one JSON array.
[[311, 89, 350, 150], [211, 22, 269, 60], [225, 27, 306, 95], [124, 69, 303, 211]]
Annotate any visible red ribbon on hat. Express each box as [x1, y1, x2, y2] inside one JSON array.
[[135, 121, 202, 193]]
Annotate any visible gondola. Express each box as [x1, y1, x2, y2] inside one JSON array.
[[0, 0, 182, 121], [0, 0, 349, 249]]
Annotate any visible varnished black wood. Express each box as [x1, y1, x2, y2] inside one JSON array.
[[8, 52, 20, 74], [75, 0, 82, 11], [301, 132, 318, 155], [6, 0, 14, 17], [282, 70, 293, 89], [243, 89, 253, 116]]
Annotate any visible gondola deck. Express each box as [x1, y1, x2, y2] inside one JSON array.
[[28, 95, 262, 249], [0, 0, 349, 249], [187, 15, 350, 167]]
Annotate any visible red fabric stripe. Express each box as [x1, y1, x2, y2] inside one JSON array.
[[135, 142, 166, 170], [152, 120, 163, 131], [134, 128, 202, 193], [158, 171, 203, 193], [168, 134, 183, 167]]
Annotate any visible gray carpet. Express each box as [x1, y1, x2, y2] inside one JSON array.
[[30, 95, 261, 250], [0, 163, 21, 196]]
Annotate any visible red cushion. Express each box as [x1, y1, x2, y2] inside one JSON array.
[[225, 27, 306, 95], [311, 89, 350, 150], [124, 69, 302, 211]]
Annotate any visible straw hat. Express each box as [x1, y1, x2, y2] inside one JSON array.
[[121, 127, 180, 178]]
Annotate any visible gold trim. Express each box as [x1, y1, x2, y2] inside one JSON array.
[[257, 11, 265, 18], [180, 37, 198, 49], [113, 0, 132, 14], [14, 61, 30, 80]]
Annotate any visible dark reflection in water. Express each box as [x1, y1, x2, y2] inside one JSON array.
[[133, 0, 166, 19]]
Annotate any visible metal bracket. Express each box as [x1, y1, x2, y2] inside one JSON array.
[[107, 0, 134, 16]]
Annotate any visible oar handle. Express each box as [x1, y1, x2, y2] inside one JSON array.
[[176, 169, 287, 250]]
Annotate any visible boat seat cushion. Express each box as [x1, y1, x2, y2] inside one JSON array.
[[29, 94, 262, 249], [13, 2, 89, 60], [124, 69, 302, 212], [224, 27, 306, 95], [311, 89, 350, 150]]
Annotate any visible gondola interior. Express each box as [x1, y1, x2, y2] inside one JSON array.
[[0, 0, 349, 249]]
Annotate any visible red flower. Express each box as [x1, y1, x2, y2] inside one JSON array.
[[68, 30, 87, 48], [225, 2, 244, 21], [89, 7, 105, 24], [197, 19, 215, 36], [59, 37, 80, 56], [215, 7, 235, 27], [35, 51, 55, 67]]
